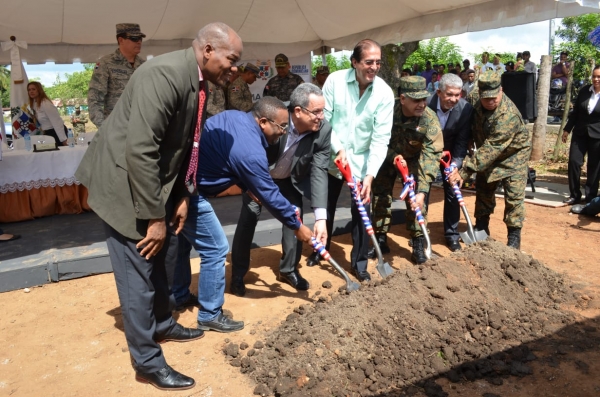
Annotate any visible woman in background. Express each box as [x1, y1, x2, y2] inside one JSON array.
[[562, 65, 600, 205], [27, 82, 67, 145]]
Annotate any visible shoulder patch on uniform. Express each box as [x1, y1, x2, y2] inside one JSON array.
[[94, 62, 100, 70], [232, 86, 240, 92]]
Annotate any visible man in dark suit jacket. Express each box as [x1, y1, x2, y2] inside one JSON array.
[[562, 68, 600, 204], [230, 83, 331, 296], [75, 23, 243, 391], [428, 73, 473, 251]]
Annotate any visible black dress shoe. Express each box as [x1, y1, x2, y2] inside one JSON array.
[[446, 240, 462, 252], [175, 293, 199, 311], [278, 270, 310, 290], [563, 197, 581, 205], [156, 323, 204, 344], [230, 277, 246, 297], [351, 269, 371, 282], [306, 252, 322, 267], [197, 312, 244, 333], [571, 204, 586, 214], [135, 364, 195, 391]]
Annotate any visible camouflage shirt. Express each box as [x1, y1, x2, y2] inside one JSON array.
[[461, 94, 532, 182], [386, 104, 444, 194], [206, 81, 226, 118], [227, 75, 254, 112], [262, 72, 304, 101], [70, 112, 88, 133], [88, 49, 145, 127]]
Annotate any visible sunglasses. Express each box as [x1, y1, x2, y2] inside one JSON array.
[[125, 36, 143, 42]]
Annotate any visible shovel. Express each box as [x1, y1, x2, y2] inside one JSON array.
[[294, 207, 360, 292], [394, 157, 433, 260], [439, 151, 488, 245], [334, 159, 395, 278]]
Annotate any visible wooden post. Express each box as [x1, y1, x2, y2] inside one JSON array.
[[552, 60, 575, 161], [379, 41, 419, 95], [531, 55, 551, 161]]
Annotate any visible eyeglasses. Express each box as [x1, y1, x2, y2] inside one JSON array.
[[301, 107, 325, 118], [266, 118, 288, 132], [125, 36, 143, 42], [362, 59, 382, 66]]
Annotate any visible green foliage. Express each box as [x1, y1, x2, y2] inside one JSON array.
[[311, 53, 351, 75], [554, 13, 600, 84], [44, 67, 94, 101], [0, 65, 9, 107], [404, 38, 463, 70]]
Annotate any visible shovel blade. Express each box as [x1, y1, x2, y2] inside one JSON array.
[[376, 261, 394, 278], [345, 280, 361, 292], [460, 230, 475, 245], [460, 229, 489, 245], [473, 229, 489, 241]]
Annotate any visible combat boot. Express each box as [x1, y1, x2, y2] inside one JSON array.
[[507, 227, 521, 250], [368, 234, 390, 258], [475, 215, 490, 236], [411, 236, 427, 264]]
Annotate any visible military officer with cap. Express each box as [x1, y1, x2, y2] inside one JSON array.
[[70, 105, 88, 134], [88, 23, 146, 127], [313, 66, 330, 89], [457, 70, 531, 250], [263, 53, 305, 101], [227, 62, 260, 112], [371, 76, 444, 264]]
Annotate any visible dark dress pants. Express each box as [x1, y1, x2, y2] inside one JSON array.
[[325, 174, 370, 273], [231, 178, 304, 279], [568, 133, 600, 202], [103, 204, 178, 372], [441, 164, 461, 242]]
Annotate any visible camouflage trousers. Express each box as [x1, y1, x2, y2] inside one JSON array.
[[372, 161, 428, 238], [474, 168, 527, 229]]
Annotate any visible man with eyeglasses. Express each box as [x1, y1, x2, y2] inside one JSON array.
[[88, 23, 146, 127], [305, 39, 394, 282], [230, 83, 331, 296], [172, 97, 313, 326]]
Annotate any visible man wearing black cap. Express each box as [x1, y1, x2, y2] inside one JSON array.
[[228, 62, 260, 112], [458, 70, 531, 250], [263, 53, 305, 101], [88, 23, 146, 127]]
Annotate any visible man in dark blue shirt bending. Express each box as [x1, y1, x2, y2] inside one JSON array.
[[173, 97, 313, 333]]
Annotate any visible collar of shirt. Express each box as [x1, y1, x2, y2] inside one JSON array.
[[587, 84, 600, 114], [436, 98, 453, 129], [345, 68, 374, 95], [198, 66, 204, 83]]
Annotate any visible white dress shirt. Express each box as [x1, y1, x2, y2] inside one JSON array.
[[34, 99, 67, 141], [587, 85, 600, 114]]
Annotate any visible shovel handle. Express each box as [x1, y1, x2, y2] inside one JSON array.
[[394, 158, 426, 227], [334, 159, 374, 236], [440, 150, 452, 169], [394, 156, 409, 181]]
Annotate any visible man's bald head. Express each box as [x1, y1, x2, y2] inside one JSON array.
[[192, 22, 243, 87]]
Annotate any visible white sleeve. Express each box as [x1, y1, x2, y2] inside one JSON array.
[[43, 100, 67, 141]]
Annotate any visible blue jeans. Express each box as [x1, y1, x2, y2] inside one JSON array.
[[178, 195, 229, 322]]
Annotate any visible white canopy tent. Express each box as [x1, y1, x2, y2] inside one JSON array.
[[0, 0, 598, 64]]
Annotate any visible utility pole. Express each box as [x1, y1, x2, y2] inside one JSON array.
[[548, 19, 555, 56]]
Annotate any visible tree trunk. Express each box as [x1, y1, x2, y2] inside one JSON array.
[[552, 60, 575, 161], [531, 55, 551, 161], [379, 41, 420, 94]]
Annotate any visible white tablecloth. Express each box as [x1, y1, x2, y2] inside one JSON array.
[[0, 145, 88, 194]]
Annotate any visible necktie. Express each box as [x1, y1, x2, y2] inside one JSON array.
[[185, 81, 207, 193]]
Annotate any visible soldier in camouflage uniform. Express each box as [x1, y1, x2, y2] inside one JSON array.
[[88, 23, 146, 127], [312, 65, 330, 89], [206, 81, 226, 118], [458, 71, 532, 250], [70, 105, 88, 134], [262, 53, 305, 101], [227, 63, 259, 112], [371, 76, 444, 264]]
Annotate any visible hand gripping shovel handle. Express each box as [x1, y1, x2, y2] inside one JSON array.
[[293, 206, 359, 292], [439, 151, 477, 243], [394, 157, 432, 260], [334, 159, 394, 278]]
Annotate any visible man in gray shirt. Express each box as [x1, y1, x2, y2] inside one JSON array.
[[522, 51, 537, 74]]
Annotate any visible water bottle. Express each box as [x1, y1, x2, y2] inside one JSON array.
[[67, 128, 75, 148], [24, 133, 32, 151]]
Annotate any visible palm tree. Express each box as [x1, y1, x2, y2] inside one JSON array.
[[0, 65, 9, 92]]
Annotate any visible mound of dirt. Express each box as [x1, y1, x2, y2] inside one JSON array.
[[224, 240, 587, 397]]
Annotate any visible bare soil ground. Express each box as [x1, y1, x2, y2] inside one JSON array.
[[1, 175, 599, 397]]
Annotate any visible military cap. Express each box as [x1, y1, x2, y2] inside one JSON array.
[[244, 62, 260, 76], [505, 61, 515, 68], [316, 66, 330, 75], [399, 76, 429, 100], [75, 104, 81, 110], [116, 23, 146, 38], [478, 70, 502, 98], [275, 53, 289, 67]]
